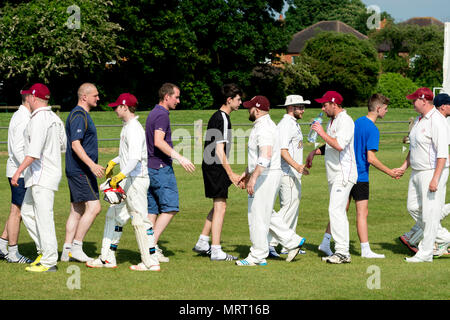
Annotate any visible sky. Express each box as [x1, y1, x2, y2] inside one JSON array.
[[282, 0, 450, 23], [360, 0, 449, 23]]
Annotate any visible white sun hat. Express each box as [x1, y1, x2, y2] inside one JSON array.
[[278, 95, 311, 106]]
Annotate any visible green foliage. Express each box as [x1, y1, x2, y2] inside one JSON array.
[[302, 32, 380, 106], [0, 0, 122, 105], [376, 73, 418, 109], [370, 23, 444, 89], [284, 0, 393, 35], [108, 0, 289, 107], [281, 55, 320, 95], [179, 81, 214, 110]]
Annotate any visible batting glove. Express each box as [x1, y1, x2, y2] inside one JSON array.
[[110, 172, 126, 189], [105, 160, 117, 179]]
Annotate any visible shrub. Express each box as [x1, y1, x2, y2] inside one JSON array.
[[376, 73, 418, 109], [180, 81, 214, 110]]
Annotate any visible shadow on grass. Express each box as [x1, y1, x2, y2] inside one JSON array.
[[378, 238, 415, 255]]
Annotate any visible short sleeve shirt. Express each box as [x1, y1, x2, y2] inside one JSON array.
[[277, 114, 303, 179], [146, 105, 173, 169], [409, 108, 449, 170], [324, 109, 357, 185], [354, 116, 380, 183], [65, 106, 98, 176], [202, 110, 232, 166]]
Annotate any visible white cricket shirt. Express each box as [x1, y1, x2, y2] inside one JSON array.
[[277, 114, 303, 179], [247, 114, 281, 174], [6, 105, 31, 178], [119, 116, 148, 177], [324, 109, 357, 185], [24, 107, 66, 191], [409, 108, 449, 171]]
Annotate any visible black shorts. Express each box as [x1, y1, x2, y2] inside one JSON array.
[[350, 182, 369, 201], [67, 173, 99, 203], [8, 178, 26, 206], [202, 163, 232, 199]]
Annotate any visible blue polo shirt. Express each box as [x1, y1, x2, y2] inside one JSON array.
[[65, 106, 99, 176], [354, 116, 379, 183]]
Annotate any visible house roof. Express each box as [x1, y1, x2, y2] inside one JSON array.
[[399, 17, 444, 27], [287, 21, 368, 54]]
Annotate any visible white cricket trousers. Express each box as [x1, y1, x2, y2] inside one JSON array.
[[247, 171, 302, 263], [101, 177, 158, 266], [328, 179, 355, 256], [21, 185, 58, 268], [407, 168, 448, 261], [269, 175, 301, 248]]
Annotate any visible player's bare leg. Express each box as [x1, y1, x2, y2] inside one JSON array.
[[356, 200, 385, 258], [152, 211, 177, 262], [210, 199, 236, 260], [193, 208, 213, 254]]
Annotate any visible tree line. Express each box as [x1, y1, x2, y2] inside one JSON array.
[[0, 0, 445, 110]]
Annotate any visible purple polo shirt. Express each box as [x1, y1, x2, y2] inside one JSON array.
[[146, 104, 173, 169]]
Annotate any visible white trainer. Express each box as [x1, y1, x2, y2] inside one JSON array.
[[86, 257, 117, 268], [129, 262, 160, 272], [69, 250, 94, 262]]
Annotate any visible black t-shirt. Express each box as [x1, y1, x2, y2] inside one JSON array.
[[202, 110, 232, 167]]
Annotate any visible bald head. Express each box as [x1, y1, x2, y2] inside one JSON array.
[[77, 83, 99, 109]]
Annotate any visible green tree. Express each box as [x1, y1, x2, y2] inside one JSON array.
[[284, 0, 392, 35], [370, 23, 444, 88], [376, 73, 418, 109], [281, 55, 320, 96], [107, 0, 289, 108], [0, 0, 122, 106], [302, 31, 380, 106]]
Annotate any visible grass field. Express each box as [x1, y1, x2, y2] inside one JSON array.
[[0, 107, 448, 301]]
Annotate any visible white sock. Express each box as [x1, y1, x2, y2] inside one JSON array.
[[63, 243, 71, 251], [196, 235, 210, 249], [7, 244, 18, 259], [0, 238, 8, 252], [361, 242, 385, 258], [199, 234, 209, 242], [71, 240, 83, 252], [211, 245, 225, 259]]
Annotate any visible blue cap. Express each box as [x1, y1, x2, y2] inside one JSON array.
[[434, 93, 450, 108]]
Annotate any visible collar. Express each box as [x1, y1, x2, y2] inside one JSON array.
[[254, 114, 271, 126], [123, 115, 139, 126], [155, 104, 169, 114], [31, 106, 52, 117], [18, 105, 31, 115], [422, 107, 437, 120], [283, 113, 297, 122]]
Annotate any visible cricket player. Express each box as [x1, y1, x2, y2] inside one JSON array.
[[11, 83, 67, 272], [87, 93, 160, 271], [308, 91, 357, 264], [62, 83, 104, 262], [268, 95, 310, 258], [0, 86, 33, 264], [399, 92, 450, 257], [398, 88, 449, 263], [236, 96, 305, 266], [193, 83, 242, 261]]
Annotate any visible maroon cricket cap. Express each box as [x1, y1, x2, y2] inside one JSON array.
[[406, 87, 434, 101], [315, 91, 343, 105], [108, 93, 138, 108], [243, 95, 270, 111], [20, 83, 51, 101]]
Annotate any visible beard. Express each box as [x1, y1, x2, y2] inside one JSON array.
[[249, 113, 256, 122]]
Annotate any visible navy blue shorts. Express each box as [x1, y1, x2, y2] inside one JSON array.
[[67, 173, 99, 203], [8, 178, 26, 206], [147, 165, 179, 214]]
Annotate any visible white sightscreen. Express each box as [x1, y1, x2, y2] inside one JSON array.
[[444, 22, 450, 93]]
